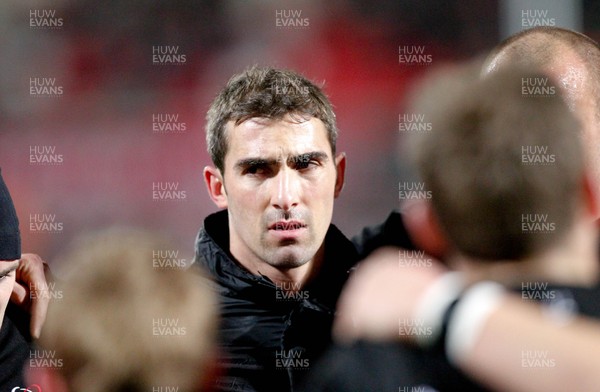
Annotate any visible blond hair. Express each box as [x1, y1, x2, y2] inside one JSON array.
[[39, 228, 217, 392]]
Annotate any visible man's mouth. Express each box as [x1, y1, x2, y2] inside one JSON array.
[[269, 221, 307, 231]]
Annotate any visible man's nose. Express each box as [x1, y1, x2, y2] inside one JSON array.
[[272, 166, 300, 211]]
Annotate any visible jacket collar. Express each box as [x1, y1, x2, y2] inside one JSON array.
[[194, 210, 359, 309]]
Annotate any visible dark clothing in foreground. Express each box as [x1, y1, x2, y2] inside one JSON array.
[[352, 211, 416, 258], [301, 340, 486, 392], [303, 283, 600, 392], [303, 211, 600, 392], [0, 317, 30, 391], [0, 168, 32, 389], [194, 210, 360, 392]]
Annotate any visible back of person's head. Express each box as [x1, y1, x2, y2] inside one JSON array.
[[38, 228, 218, 392], [408, 64, 584, 261], [484, 27, 600, 118], [205, 66, 337, 172]]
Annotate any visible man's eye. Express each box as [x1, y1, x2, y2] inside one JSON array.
[[295, 160, 317, 170], [245, 165, 268, 175], [0, 273, 10, 281]]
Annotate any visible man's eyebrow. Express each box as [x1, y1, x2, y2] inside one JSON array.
[[0, 262, 18, 276], [234, 158, 278, 169], [289, 151, 329, 162], [235, 151, 330, 169]]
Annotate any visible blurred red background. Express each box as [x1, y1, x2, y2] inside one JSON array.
[[2, 0, 598, 267]]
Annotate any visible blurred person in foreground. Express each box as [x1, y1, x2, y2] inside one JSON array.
[[354, 26, 600, 269], [31, 228, 218, 392], [195, 66, 359, 392], [308, 63, 599, 391], [0, 169, 31, 390], [333, 27, 600, 392], [0, 166, 53, 343]]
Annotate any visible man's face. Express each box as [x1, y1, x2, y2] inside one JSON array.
[[216, 115, 344, 271], [0, 260, 18, 326]]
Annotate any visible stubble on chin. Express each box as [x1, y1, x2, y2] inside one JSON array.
[[260, 243, 312, 269]]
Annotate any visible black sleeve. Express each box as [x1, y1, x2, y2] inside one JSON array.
[[568, 286, 600, 317], [0, 317, 31, 391], [512, 283, 600, 319], [299, 341, 490, 392], [5, 302, 32, 342], [352, 211, 417, 259], [541, 285, 600, 319]]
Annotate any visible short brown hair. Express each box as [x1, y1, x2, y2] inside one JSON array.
[[39, 228, 217, 392], [205, 66, 337, 172], [409, 65, 584, 260]]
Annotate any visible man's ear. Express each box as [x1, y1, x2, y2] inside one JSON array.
[[401, 198, 449, 260], [582, 171, 599, 219], [203, 166, 228, 209], [334, 152, 346, 198]]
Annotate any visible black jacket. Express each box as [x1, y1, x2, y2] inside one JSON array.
[[194, 211, 360, 392], [0, 316, 30, 391]]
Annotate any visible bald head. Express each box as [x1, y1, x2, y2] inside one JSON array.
[[484, 27, 600, 109], [484, 27, 600, 192]]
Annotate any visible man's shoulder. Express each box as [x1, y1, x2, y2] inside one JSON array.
[[193, 211, 272, 297], [352, 211, 416, 259], [323, 223, 360, 267], [194, 210, 230, 267]]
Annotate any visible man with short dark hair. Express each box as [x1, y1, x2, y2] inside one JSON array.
[[195, 66, 358, 392]]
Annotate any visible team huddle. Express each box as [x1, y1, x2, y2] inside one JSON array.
[[2, 26, 600, 392]]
